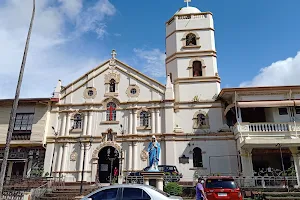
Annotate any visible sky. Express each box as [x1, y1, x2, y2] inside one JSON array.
[[0, 0, 300, 98]]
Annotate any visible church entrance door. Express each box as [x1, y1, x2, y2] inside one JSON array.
[[98, 146, 119, 183]]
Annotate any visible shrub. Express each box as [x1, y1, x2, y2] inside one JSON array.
[[164, 182, 183, 196]]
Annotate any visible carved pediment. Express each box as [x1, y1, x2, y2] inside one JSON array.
[[104, 72, 120, 84]]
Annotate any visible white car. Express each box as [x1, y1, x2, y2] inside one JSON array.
[[81, 184, 183, 200]]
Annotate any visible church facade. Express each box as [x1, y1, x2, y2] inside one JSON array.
[[40, 3, 300, 186], [43, 4, 238, 183]]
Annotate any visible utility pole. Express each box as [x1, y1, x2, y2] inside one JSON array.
[[0, 0, 35, 197]]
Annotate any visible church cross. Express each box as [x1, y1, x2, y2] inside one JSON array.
[[111, 49, 117, 59], [184, 0, 191, 7], [108, 105, 116, 121]]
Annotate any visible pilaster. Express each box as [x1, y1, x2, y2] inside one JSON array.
[[65, 113, 71, 136], [83, 112, 88, 135], [60, 113, 67, 136], [60, 144, 69, 173], [87, 112, 93, 136], [84, 144, 90, 181], [55, 145, 63, 177], [132, 142, 138, 170], [128, 143, 133, 171], [151, 109, 156, 134], [133, 110, 137, 134], [129, 110, 133, 134], [156, 109, 161, 134], [77, 145, 85, 182]]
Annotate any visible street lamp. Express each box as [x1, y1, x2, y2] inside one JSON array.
[[107, 147, 119, 185], [78, 135, 93, 195], [50, 127, 58, 177], [276, 143, 287, 187], [0, 0, 36, 195]]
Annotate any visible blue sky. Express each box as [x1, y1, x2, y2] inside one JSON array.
[[0, 0, 300, 98]]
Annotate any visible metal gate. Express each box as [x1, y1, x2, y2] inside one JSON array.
[[2, 190, 24, 200]]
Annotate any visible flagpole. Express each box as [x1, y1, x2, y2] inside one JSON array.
[[0, 0, 35, 197]]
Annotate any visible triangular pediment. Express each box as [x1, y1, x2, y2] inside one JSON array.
[[60, 58, 166, 103]]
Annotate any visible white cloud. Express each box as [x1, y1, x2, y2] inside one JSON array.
[[0, 0, 116, 98], [133, 48, 166, 78], [240, 52, 300, 87]]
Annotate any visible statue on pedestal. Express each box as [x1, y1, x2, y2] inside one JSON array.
[[147, 135, 161, 172]]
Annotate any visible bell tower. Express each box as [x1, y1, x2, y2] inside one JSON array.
[[165, 1, 220, 102]]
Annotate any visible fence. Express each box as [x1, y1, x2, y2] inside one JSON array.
[[2, 191, 24, 200], [125, 174, 299, 189]]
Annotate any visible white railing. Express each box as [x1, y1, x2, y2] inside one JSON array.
[[166, 13, 209, 25], [234, 122, 300, 136]]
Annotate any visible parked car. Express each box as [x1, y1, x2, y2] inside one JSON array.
[[81, 184, 183, 200], [204, 176, 243, 200], [127, 165, 182, 182]]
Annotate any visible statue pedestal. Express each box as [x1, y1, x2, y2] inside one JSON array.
[[141, 172, 164, 191]]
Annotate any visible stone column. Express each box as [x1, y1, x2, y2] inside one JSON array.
[[87, 112, 93, 136], [56, 145, 63, 177], [27, 151, 33, 178], [65, 113, 71, 136], [144, 178, 149, 185], [23, 161, 28, 178], [83, 112, 88, 135], [240, 149, 254, 176], [240, 148, 254, 186], [84, 144, 90, 181], [157, 177, 164, 191], [156, 109, 161, 133], [60, 144, 69, 174], [129, 110, 133, 134], [77, 145, 85, 182], [128, 143, 133, 171], [133, 110, 137, 134], [60, 113, 67, 136], [133, 142, 138, 170], [151, 109, 156, 134], [290, 147, 300, 187], [6, 161, 13, 183]]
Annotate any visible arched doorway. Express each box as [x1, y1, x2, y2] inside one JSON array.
[[98, 146, 120, 183]]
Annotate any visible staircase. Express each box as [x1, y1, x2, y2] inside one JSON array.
[[243, 188, 300, 200], [34, 182, 99, 200]]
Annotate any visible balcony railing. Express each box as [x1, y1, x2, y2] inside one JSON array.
[[12, 132, 31, 140], [233, 122, 300, 139]]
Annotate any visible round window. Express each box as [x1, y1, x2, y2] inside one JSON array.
[[87, 90, 94, 96], [130, 88, 137, 94]]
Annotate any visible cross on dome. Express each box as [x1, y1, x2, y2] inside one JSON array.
[[111, 49, 117, 59], [184, 0, 191, 7]]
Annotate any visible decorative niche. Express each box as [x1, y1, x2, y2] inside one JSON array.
[[84, 87, 97, 99], [104, 72, 120, 97]]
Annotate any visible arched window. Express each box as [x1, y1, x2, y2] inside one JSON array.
[[193, 147, 203, 167], [186, 33, 197, 46], [106, 102, 116, 121], [109, 79, 116, 92], [73, 114, 82, 129], [140, 111, 150, 127], [193, 61, 202, 77]]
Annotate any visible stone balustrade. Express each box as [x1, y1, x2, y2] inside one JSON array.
[[233, 122, 300, 138]]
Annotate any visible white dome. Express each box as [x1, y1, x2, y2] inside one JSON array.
[[175, 7, 201, 15]]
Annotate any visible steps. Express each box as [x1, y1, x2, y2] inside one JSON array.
[[35, 182, 99, 200]]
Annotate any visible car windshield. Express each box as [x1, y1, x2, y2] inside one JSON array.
[[205, 179, 237, 189], [147, 185, 171, 197]]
